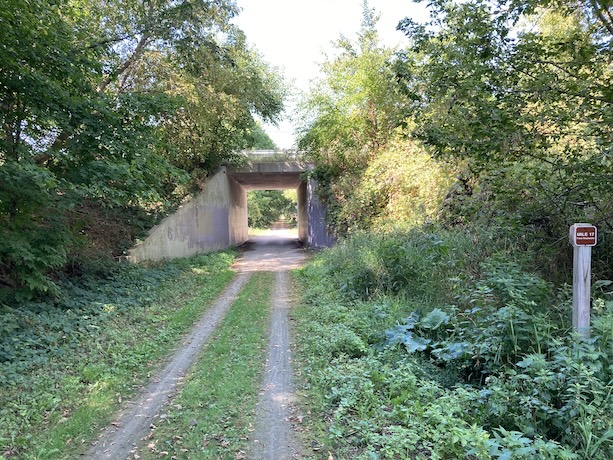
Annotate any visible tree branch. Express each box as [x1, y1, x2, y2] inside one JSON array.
[[532, 59, 609, 91], [590, 0, 613, 37], [85, 33, 132, 50], [513, 67, 613, 104], [98, 33, 150, 92], [36, 33, 153, 162]]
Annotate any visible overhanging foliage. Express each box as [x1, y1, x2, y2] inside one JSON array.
[[0, 0, 286, 300]]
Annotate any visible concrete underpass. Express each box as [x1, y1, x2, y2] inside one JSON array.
[[129, 156, 333, 263]]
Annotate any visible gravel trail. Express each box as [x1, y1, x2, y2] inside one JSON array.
[[85, 229, 307, 460], [249, 269, 301, 460], [84, 272, 251, 459], [239, 230, 308, 459]]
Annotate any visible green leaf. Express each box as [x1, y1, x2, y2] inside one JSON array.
[[419, 308, 450, 330], [402, 332, 431, 353]]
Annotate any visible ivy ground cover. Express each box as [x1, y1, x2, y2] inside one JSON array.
[[0, 251, 236, 459]]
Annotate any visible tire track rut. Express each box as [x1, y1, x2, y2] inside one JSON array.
[[85, 230, 308, 460], [84, 273, 251, 459]]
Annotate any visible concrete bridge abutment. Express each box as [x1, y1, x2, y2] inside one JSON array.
[[129, 161, 333, 263]]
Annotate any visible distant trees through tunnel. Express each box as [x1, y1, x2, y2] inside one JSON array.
[[247, 190, 298, 230]]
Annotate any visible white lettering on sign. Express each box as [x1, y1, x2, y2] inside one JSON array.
[[569, 223, 597, 338], [570, 224, 597, 247]]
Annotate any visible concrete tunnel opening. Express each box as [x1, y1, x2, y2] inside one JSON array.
[[226, 162, 312, 246], [246, 188, 300, 233], [128, 161, 333, 263]]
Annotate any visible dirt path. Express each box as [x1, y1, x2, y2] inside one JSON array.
[[238, 230, 308, 459], [249, 270, 301, 460], [85, 230, 307, 460], [84, 273, 251, 459]]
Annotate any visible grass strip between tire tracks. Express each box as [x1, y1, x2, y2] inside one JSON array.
[[139, 271, 274, 460]]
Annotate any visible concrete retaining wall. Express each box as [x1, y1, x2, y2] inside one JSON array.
[[228, 173, 248, 245], [129, 165, 334, 263], [297, 181, 308, 243], [307, 179, 335, 248], [129, 167, 248, 263]]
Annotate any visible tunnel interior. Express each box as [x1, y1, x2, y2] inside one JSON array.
[[227, 166, 308, 242]]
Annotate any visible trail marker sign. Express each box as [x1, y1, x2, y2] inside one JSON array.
[[570, 224, 597, 247], [569, 223, 597, 338]]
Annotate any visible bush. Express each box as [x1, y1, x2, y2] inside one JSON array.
[[294, 229, 613, 459], [316, 227, 502, 301], [315, 138, 453, 237], [0, 161, 69, 301]]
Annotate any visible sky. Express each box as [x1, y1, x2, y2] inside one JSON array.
[[232, 1, 430, 149]]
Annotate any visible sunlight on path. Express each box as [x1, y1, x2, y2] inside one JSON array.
[[234, 229, 307, 273], [239, 229, 307, 459]]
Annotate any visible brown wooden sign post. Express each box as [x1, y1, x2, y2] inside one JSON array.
[[569, 223, 597, 338]]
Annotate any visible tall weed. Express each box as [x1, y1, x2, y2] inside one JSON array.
[[319, 228, 490, 302], [294, 228, 613, 459]]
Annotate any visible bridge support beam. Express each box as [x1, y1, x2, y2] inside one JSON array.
[[306, 179, 335, 248], [297, 181, 308, 243]]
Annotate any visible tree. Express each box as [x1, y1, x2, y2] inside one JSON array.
[[0, 0, 286, 300], [296, 3, 417, 235], [399, 0, 612, 165], [298, 3, 411, 179], [248, 190, 296, 228], [396, 0, 612, 277], [247, 123, 278, 150], [0, 0, 104, 299], [153, 31, 285, 178]]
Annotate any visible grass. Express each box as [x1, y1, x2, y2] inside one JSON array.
[[247, 227, 272, 236], [139, 271, 274, 460], [291, 230, 613, 459], [248, 227, 299, 237], [0, 251, 237, 459]]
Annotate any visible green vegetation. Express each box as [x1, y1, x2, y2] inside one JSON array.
[[248, 123, 279, 150], [295, 1, 613, 458], [140, 272, 274, 460], [248, 190, 298, 229], [0, 0, 285, 300], [298, 1, 612, 279], [0, 251, 236, 458], [294, 230, 612, 459], [397, 0, 613, 283], [1, 0, 612, 458]]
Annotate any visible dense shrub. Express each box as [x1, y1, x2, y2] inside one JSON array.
[[440, 161, 613, 283], [295, 229, 613, 459], [318, 227, 502, 301], [327, 139, 452, 236]]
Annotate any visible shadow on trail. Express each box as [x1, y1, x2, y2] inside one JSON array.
[[85, 229, 309, 460], [234, 230, 309, 273], [243, 230, 307, 460]]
